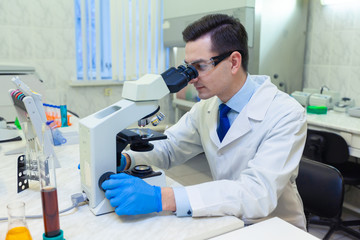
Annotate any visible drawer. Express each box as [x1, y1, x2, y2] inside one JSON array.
[[351, 134, 360, 149]]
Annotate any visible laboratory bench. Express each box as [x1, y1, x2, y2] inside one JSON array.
[[306, 110, 360, 158], [0, 139, 320, 240], [212, 217, 319, 240], [0, 139, 244, 240]]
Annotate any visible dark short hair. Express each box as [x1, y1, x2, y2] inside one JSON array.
[[182, 14, 249, 72]]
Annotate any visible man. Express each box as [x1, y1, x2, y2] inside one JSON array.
[[102, 14, 307, 229]]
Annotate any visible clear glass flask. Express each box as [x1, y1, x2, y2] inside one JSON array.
[[37, 124, 61, 238], [5, 201, 32, 240]]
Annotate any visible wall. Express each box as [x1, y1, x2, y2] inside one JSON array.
[[2, 0, 360, 119], [305, 0, 360, 211], [0, 0, 173, 123], [304, 0, 360, 104], [257, 0, 308, 94]]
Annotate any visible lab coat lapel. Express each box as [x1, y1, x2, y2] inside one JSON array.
[[220, 78, 278, 147], [221, 109, 251, 146], [207, 102, 221, 147]]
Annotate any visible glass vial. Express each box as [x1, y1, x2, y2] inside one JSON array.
[[6, 201, 32, 240], [37, 124, 61, 238]]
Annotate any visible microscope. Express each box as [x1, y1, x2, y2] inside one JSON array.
[[79, 65, 198, 216]]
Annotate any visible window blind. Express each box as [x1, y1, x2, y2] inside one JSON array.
[[75, 0, 165, 82]]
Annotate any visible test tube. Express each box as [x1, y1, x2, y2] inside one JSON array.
[[55, 106, 61, 127], [43, 103, 49, 120], [36, 124, 61, 238], [60, 105, 68, 127]]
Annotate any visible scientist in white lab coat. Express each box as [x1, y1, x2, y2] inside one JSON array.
[[102, 13, 307, 230]]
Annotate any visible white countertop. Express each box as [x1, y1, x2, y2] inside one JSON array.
[[307, 110, 360, 135], [210, 217, 319, 240], [0, 140, 244, 240]]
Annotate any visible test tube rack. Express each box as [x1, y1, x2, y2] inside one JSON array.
[[8, 76, 60, 193]]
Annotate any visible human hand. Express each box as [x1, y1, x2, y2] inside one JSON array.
[[101, 173, 162, 215]]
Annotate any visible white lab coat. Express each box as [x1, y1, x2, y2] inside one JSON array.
[[130, 75, 307, 230]]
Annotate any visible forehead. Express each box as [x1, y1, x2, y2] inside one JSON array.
[[184, 35, 216, 62]]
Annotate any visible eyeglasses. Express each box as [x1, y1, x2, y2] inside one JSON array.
[[183, 50, 240, 76]]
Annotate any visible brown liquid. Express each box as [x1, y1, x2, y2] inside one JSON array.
[[41, 188, 60, 237]]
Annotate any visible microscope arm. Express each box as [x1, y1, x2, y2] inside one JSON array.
[[79, 99, 159, 214], [79, 66, 198, 215]]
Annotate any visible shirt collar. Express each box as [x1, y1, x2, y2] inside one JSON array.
[[220, 74, 259, 113]]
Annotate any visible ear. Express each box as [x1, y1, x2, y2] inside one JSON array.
[[230, 51, 242, 74]]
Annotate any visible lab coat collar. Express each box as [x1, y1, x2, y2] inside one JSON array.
[[209, 75, 278, 147], [246, 75, 278, 121], [207, 98, 221, 145]]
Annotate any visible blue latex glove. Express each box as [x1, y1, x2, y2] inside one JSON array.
[[101, 173, 162, 215]]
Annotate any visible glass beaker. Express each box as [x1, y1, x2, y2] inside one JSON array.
[[22, 122, 39, 181], [5, 201, 32, 240]]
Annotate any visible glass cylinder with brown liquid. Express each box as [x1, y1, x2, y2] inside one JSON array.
[[37, 124, 61, 238]]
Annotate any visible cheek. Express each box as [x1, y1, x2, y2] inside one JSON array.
[[205, 71, 228, 90]]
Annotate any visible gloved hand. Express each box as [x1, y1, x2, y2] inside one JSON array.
[[101, 173, 162, 215]]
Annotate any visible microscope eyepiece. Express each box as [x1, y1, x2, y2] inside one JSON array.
[[161, 65, 198, 93], [180, 65, 198, 81], [177, 65, 186, 72]]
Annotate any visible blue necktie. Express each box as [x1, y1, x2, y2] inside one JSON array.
[[217, 103, 231, 142]]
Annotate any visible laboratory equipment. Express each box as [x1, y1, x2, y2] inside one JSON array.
[[291, 91, 312, 107], [0, 116, 21, 142], [348, 107, 360, 118], [79, 65, 198, 216], [99, 165, 166, 192], [309, 93, 334, 109], [9, 77, 60, 167], [0, 63, 43, 122], [9, 76, 60, 156], [8, 77, 61, 194], [37, 124, 65, 239], [43, 104, 72, 127], [334, 97, 355, 113], [5, 201, 32, 240], [322, 89, 340, 104], [306, 106, 328, 115], [60, 105, 68, 127], [123, 165, 166, 186]]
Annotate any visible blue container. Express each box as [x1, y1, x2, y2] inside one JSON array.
[[60, 105, 68, 127]]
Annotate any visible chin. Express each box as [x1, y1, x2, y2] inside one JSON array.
[[198, 93, 214, 100]]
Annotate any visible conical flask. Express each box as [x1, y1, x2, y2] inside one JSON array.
[[5, 201, 32, 240]]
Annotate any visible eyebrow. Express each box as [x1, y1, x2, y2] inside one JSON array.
[[184, 59, 208, 64]]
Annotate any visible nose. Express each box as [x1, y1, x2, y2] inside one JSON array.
[[189, 76, 199, 84]]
